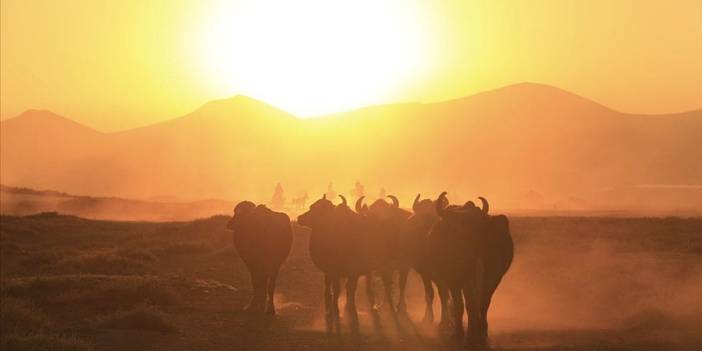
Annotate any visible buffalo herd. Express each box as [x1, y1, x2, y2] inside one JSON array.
[[227, 192, 514, 347]]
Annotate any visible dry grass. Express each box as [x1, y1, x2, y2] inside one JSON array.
[[52, 253, 147, 275], [0, 333, 92, 351], [2, 214, 701, 351], [0, 298, 53, 333], [19, 251, 60, 270], [2, 275, 179, 318], [0, 275, 180, 349], [154, 242, 211, 256], [114, 247, 158, 262], [94, 303, 177, 333]]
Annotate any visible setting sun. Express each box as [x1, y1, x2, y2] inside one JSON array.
[[1, 1, 701, 350], [197, 0, 434, 117]]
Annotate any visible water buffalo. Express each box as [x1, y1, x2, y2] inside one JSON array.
[[403, 194, 448, 326], [430, 193, 514, 346], [297, 195, 374, 335], [355, 195, 412, 317], [227, 201, 293, 316], [356, 194, 455, 330]]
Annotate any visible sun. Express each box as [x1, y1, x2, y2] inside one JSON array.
[[198, 0, 433, 117]]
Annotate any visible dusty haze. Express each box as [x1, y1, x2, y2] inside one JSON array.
[[2, 83, 700, 216]]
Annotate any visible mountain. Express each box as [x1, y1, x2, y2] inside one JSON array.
[[1, 83, 700, 212], [0, 110, 105, 193]]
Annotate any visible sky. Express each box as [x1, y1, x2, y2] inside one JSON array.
[[1, 0, 701, 131]]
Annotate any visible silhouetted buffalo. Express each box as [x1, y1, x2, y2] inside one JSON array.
[[429, 192, 513, 346], [356, 194, 455, 329], [297, 195, 374, 335], [227, 201, 293, 316], [403, 194, 447, 325], [355, 195, 412, 317]]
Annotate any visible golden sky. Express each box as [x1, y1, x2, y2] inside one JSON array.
[[1, 0, 701, 131]]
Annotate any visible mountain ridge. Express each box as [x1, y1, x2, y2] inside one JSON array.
[[3, 83, 700, 134], [1, 109, 102, 134]]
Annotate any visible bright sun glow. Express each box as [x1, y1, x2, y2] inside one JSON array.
[[199, 0, 433, 117]]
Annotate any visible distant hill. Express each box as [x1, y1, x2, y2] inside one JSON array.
[[1, 83, 700, 212], [0, 185, 233, 221]]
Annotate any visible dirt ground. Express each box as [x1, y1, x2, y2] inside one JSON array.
[[1, 213, 701, 350]]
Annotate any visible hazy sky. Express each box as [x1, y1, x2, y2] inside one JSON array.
[[2, 0, 701, 131]]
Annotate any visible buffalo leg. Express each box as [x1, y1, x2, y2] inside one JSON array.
[[365, 273, 384, 334], [437, 282, 451, 334], [331, 276, 342, 335], [420, 274, 435, 325], [365, 273, 378, 311], [474, 258, 488, 347], [345, 275, 359, 313], [243, 268, 256, 311], [464, 282, 484, 347], [265, 269, 279, 316], [381, 271, 395, 313], [324, 274, 333, 334], [472, 262, 505, 347], [345, 275, 360, 334], [250, 270, 267, 313], [449, 286, 465, 340], [396, 268, 409, 314]]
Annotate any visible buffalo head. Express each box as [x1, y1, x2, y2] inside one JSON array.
[[412, 193, 438, 217], [436, 192, 489, 219], [355, 196, 369, 214], [297, 194, 335, 228], [227, 200, 258, 232]]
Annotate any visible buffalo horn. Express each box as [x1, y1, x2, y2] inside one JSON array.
[[355, 196, 366, 213]]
